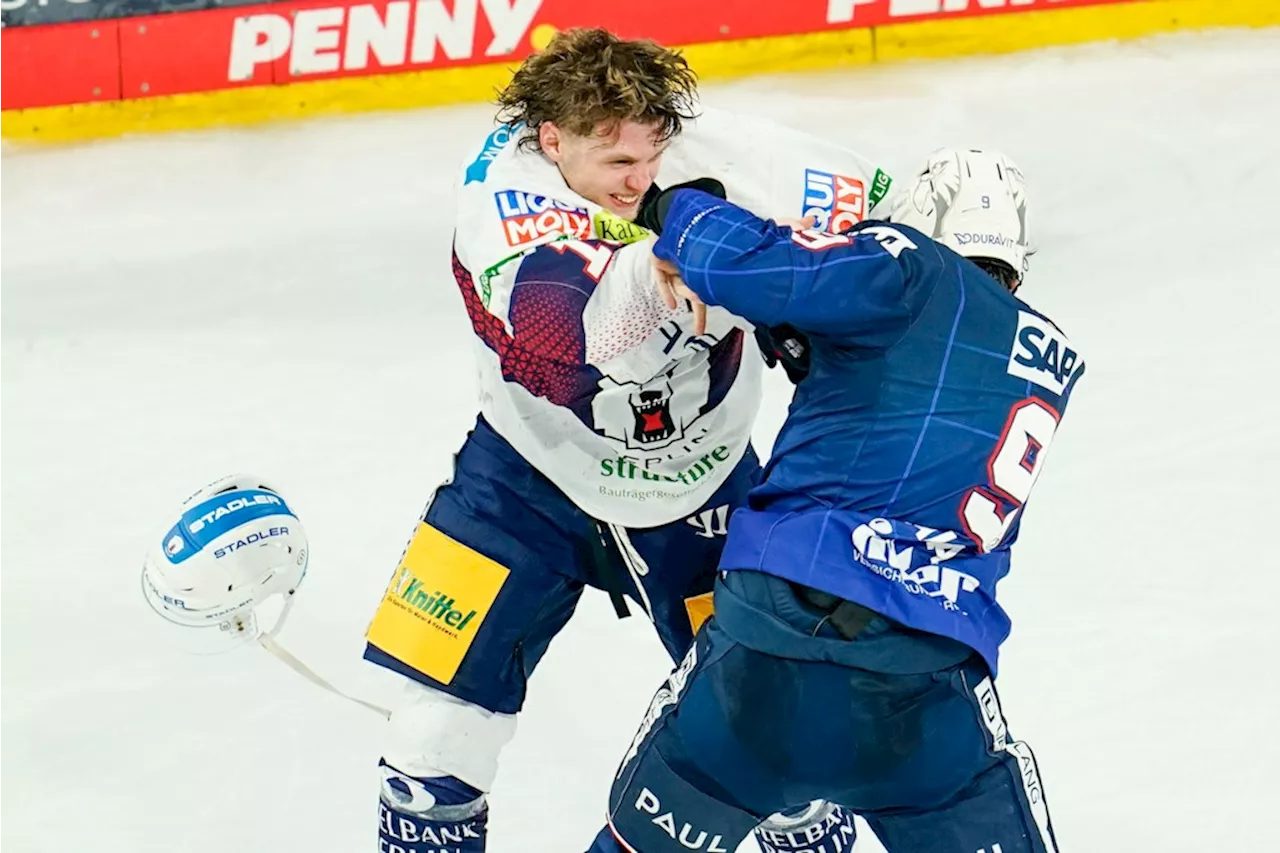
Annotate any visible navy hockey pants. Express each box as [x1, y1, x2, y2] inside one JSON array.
[[364, 415, 759, 714], [594, 570, 1059, 853]]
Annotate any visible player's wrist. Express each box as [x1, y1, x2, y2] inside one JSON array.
[[637, 177, 727, 235]]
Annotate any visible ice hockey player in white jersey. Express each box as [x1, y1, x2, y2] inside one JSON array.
[[363, 28, 895, 852]]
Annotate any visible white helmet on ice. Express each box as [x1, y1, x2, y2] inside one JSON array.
[[891, 148, 1031, 289], [141, 474, 308, 634]]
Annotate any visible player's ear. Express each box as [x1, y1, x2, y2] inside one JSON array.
[[539, 122, 565, 163]]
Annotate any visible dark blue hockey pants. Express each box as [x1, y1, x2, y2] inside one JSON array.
[[594, 570, 1060, 853]]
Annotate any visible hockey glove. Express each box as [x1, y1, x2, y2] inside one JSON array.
[[754, 323, 811, 384], [636, 177, 727, 235]]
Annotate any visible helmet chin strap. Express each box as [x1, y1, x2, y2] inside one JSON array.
[[256, 632, 392, 720], [252, 591, 392, 719], [144, 569, 391, 719]]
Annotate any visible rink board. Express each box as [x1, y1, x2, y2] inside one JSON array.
[[1, 0, 1276, 143]]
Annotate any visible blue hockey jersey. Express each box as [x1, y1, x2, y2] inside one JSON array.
[[652, 190, 1085, 674]]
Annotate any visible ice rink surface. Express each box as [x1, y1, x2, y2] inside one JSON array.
[[4, 27, 1279, 852]]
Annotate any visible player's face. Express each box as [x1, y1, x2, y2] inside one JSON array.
[[540, 119, 667, 219]]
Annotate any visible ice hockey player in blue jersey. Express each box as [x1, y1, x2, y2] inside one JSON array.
[[586, 149, 1083, 853]]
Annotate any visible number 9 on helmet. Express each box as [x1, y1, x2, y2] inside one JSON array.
[[141, 474, 309, 637], [889, 148, 1032, 291]]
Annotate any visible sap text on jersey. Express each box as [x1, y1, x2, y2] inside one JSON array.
[[494, 191, 591, 247], [187, 494, 282, 534], [802, 169, 867, 233], [1006, 310, 1085, 396]]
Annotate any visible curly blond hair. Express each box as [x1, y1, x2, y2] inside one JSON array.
[[496, 28, 700, 151]]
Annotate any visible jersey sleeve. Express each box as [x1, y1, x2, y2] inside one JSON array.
[[663, 107, 896, 228], [451, 173, 691, 404], [503, 237, 680, 368], [652, 189, 922, 347]]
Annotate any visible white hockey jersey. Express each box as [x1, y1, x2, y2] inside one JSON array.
[[450, 107, 894, 527]]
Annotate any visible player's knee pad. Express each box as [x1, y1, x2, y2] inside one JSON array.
[[608, 741, 759, 852], [755, 801, 858, 853], [384, 679, 517, 792], [379, 761, 487, 853]]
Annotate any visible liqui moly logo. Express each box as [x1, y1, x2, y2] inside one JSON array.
[[227, 0, 544, 82], [803, 169, 867, 233], [494, 191, 592, 247]]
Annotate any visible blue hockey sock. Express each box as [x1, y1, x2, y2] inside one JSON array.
[[379, 760, 487, 853]]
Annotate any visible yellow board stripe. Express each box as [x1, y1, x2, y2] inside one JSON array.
[[874, 0, 1280, 61], [3, 0, 1276, 144]]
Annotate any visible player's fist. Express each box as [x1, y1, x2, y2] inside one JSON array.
[[775, 214, 818, 231], [636, 177, 727, 235]]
